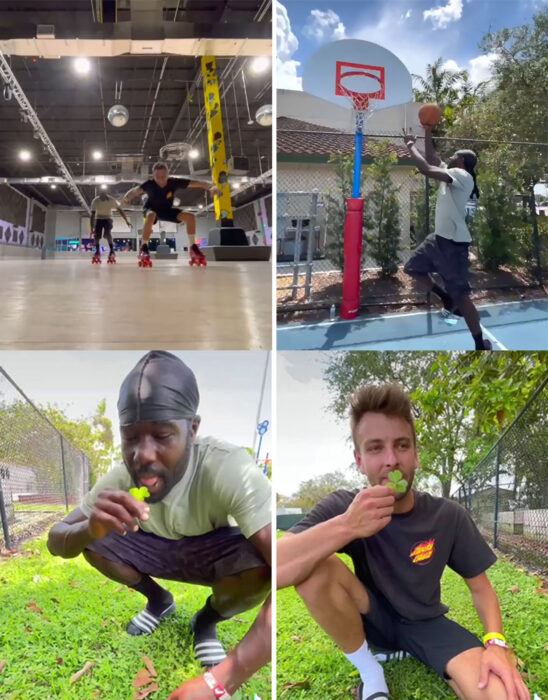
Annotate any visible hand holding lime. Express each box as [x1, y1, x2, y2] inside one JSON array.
[[387, 470, 407, 493]]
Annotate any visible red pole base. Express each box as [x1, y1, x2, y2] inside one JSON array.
[[341, 198, 364, 320]]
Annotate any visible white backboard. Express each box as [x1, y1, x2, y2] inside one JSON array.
[[302, 39, 412, 112]]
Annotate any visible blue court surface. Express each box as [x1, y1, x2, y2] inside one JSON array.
[[277, 299, 548, 351]]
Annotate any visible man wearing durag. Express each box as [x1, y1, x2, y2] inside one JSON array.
[[48, 351, 271, 700]]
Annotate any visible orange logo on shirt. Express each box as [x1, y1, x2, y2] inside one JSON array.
[[409, 539, 435, 565], [167, 192, 173, 199]]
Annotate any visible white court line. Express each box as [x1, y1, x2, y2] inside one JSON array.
[[479, 324, 507, 351]]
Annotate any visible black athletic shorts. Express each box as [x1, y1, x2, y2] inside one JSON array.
[[404, 233, 471, 302], [84, 526, 267, 586], [362, 586, 483, 679], [144, 208, 183, 224], [94, 218, 113, 237]]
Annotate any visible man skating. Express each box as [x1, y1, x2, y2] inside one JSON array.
[[121, 163, 221, 267], [89, 191, 130, 264]]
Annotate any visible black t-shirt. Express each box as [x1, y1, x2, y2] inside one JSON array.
[[139, 177, 191, 211], [290, 490, 497, 621]]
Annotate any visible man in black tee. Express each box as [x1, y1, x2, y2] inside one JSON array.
[[121, 162, 220, 265], [277, 384, 530, 700]]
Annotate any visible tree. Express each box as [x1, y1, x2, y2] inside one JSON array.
[[324, 154, 364, 272], [468, 170, 525, 271], [43, 400, 116, 487], [448, 11, 547, 191], [279, 469, 363, 511], [324, 352, 548, 498], [412, 56, 470, 135], [410, 174, 438, 245], [363, 142, 402, 276]]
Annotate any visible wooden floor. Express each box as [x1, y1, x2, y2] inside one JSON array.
[[0, 256, 272, 349]]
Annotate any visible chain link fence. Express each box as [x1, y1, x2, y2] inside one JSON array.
[[452, 374, 548, 572], [0, 367, 91, 550], [277, 129, 546, 314]]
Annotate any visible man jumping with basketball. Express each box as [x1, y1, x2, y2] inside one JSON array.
[[121, 163, 221, 267], [402, 127, 491, 350], [90, 191, 131, 264]]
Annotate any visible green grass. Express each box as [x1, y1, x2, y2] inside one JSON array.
[[277, 553, 548, 699], [0, 535, 270, 700], [13, 504, 67, 513]]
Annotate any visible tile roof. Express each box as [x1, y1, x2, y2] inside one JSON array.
[[277, 117, 411, 160]]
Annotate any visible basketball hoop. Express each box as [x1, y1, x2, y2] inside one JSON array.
[[160, 142, 194, 161], [160, 142, 197, 176], [336, 61, 386, 132]]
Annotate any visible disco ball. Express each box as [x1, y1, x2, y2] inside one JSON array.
[[107, 104, 129, 127], [255, 104, 272, 127]]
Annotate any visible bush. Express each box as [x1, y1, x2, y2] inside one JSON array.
[[363, 144, 402, 276], [469, 172, 525, 271]]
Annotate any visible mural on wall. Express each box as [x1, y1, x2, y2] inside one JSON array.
[[0, 185, 44, 248]]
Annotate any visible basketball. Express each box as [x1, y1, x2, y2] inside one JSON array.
[[418, 103, 442, 126]]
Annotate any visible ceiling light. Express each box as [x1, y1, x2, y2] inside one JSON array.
[[19, 149, 31, 161], [100, 184, 108, 190], [250, 57, 270, 74], [74, 57, 91, 75], [233, 182, 240, 189], [92, 150, 103, 160], [198, 204, 203, 209], [3, 84, 12, 100], [188, 148, 199, 159], [50, 184, 57, 189]]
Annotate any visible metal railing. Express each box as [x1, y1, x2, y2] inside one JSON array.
[[452, 374, 548, 571], [0, 367, 91, 550]]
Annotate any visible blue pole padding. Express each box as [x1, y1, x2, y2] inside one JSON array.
[[352, 129, 363, 198]]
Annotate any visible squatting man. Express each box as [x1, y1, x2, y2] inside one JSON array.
[[277, 383, 530, 700], [48, 351, 271, 700]]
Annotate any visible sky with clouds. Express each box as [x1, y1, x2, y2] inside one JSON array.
[[0, 351, 272, 457], [277, 0, 544, 92]]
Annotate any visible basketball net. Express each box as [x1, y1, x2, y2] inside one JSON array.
[[159, 142, 195, 176], [336, 86, 376, 133]]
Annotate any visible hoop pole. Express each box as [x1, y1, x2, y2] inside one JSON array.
[[341, 198, 364, 319], [352, 129, 363, 198]]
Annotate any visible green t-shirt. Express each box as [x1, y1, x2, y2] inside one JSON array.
[[80, 436, 271, 540]]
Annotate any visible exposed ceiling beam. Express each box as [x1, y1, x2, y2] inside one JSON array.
[[0, 22, 271, 57], [0, 50, 90, 212]]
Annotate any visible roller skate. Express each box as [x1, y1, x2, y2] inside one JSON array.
[[138, 244, 152, 268], [189, 243, 207, 267], [107, 251, 116, 265], [91, 251, 101, 264]]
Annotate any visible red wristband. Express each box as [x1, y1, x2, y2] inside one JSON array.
[[485, 638, 509, 649], [203, 671, 232, 699]]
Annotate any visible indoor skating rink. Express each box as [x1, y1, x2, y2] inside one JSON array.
[[0, 1, 272, 350], [0, 254, 271, 349]]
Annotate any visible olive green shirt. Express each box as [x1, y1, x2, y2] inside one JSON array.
[[79, 436, 271, 540]]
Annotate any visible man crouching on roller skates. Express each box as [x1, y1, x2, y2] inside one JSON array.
[[121, 162, 221, 267]]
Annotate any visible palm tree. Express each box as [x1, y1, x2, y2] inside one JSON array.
[[412, 57, 469, 111]]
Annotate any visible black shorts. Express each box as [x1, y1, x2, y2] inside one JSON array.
[[144, 208, 183, 224], [362, 586, 483, 679], [404, 233, 471, 302], [84, 526, 267, 586], [94, 218, 113, 237]]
